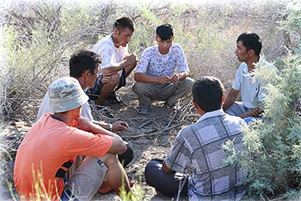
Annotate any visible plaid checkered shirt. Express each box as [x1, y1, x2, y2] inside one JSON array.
[[165, 109, 247, 200]]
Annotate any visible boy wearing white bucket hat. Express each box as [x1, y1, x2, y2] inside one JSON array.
[[14, 77, 131, 200]]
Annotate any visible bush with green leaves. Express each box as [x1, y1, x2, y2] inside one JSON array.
[[223, 3, 301, 199]]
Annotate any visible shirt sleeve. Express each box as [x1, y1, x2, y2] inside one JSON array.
[[232, 64, 243, 91], [175, 44, 189, 73], [65, 129, 113, 158], [257, 62, 277, 102], [135, 49, 150, 74], [164, 128, 191, 173], [92, 41, 115, 69], [81, 103, 93, 121], [37, 92, 50, 120]]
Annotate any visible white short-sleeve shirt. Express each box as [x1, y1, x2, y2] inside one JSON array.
[[232, 58, 276, 109], [135, 43, 189, 77], [92, 34, 128, 76]]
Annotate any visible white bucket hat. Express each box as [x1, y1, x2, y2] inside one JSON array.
[[48, 77, 89, 113]]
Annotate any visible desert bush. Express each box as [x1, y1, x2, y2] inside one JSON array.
[[223, 2, 301, 199], [0, 1, 118, 121]]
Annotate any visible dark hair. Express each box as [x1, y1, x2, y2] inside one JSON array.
[[156, 24, 174, 41], [192, 76, 225, 112], [237, 32, 262, 56], [113, 17, 135, 32], [69, 50, 101, 78]]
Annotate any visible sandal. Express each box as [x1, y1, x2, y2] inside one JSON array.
[[136, 107, 150, 115]]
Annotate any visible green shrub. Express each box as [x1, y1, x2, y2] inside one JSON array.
[[223, 3, 301, 199]]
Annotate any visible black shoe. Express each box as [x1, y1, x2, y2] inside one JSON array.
[[106, 93, 124, 105]]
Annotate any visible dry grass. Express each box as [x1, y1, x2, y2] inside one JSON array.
[[0, 0, 296, 200]]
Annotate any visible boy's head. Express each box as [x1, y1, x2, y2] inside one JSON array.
[[113, 17, 135, 47], [69, 50, 101, 78], [113, 17, 135, 33], [192, 76, 225, 112], [156, 24, 174, 41], [236, 32, 262, 56], [48, 77, 89, 113], [155, 24, 174, 54]]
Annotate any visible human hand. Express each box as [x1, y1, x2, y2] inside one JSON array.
[[248, 107, 263, 117], [101, 75, 111, 84], [113, 121, 129, 132], [75, 116, 94, 132], [125, 54, 137, 65], [156, 75, 171, 84], [170, 74, 181, 83]]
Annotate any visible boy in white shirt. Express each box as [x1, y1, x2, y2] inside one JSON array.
[[223, 32, 277, 123], [88, 17, 137, 106]]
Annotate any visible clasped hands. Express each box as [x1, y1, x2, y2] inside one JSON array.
[[248, 107, 264, 118], [156, 74, 181, 84]]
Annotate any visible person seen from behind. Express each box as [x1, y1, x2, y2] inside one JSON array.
[[145, 76, 247, 200]]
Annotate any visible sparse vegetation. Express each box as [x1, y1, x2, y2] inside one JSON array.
[[0, 0, 300, 200]]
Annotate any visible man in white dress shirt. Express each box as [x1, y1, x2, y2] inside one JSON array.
[[37, 51, 134, 182]]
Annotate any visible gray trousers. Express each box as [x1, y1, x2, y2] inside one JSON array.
[[225, 102, 262, 124], [132, 77, 194, 107], [65, 156, 108, 201], [224, 101, 252, 116]]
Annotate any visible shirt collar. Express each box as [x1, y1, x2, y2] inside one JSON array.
[[109, 33, 121, 50], [242, 56, 262, 75], [196, 109, 224, 123]]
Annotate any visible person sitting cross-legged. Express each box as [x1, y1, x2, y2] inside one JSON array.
[[14, 77, 132, 200], [223, 32, 277, 124], [144, 76, 247, 200]]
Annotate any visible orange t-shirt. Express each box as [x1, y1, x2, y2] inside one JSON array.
[[14, 113, 113, 200]]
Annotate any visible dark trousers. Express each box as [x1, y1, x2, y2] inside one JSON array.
[[118, 144, 134, 167], [144, 159, 189, 199], [87, 69, 126, 101]]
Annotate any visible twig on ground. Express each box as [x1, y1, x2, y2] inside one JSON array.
[[138, 120, 153, 129], [122, 123, 183, 139], [165, 110, 178, 129]]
